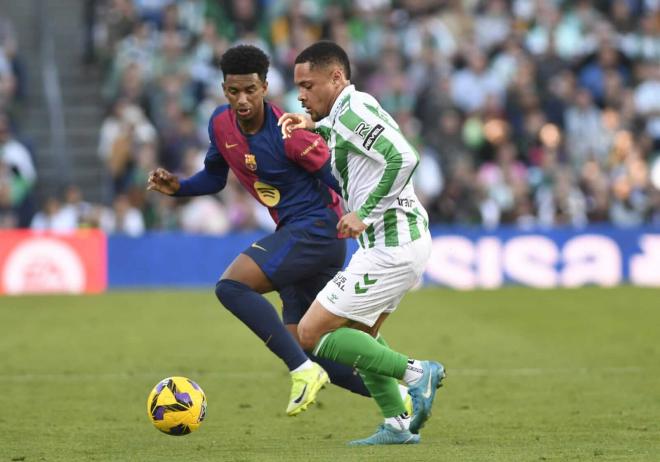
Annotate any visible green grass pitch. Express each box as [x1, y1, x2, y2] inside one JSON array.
[[1, 287, 659, 461]]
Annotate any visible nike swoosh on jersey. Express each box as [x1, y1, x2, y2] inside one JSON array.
[[225, 141, 238, 148], [251, 243, 267, 251], [293, 384, 308, 404]]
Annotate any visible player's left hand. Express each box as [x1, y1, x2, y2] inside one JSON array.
[[277, 113, 313, 139], [337, 211, 367, 238], [147, 167, 180, 195]]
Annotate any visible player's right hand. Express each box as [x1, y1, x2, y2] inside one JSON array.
[[277, 113, 312, 139], [147, 167, 180, 195]]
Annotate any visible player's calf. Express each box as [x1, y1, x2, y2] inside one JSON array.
[[297, 299, 348, 351]]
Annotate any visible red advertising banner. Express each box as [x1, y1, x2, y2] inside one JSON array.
[[0, 230, 107, 295]]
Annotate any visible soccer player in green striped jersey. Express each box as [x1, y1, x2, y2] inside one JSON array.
[[278, 41, 446, 446]]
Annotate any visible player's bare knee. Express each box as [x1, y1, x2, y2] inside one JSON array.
[[297, 321, 319, 351], [347, 320, 377, 336], [367, 326, 379, 337], [220, 254, 272, 293]]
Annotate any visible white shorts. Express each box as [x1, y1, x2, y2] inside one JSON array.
[[316, 232, 431, 327]]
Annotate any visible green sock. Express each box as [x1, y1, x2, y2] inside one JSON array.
[[357, 334, 407, 418], [313, 327, 408, 379], [358, 369, 406, 418]]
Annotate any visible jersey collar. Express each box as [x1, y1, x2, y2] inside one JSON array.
[[324, 84, 355, 127]]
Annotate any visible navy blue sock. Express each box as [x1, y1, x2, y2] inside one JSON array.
[[215, 279, 308, 371], [308, 353, 371, 397]]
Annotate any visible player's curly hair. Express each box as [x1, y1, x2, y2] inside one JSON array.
[[220, 45, 270, 81], [295, 41, 351, 80]]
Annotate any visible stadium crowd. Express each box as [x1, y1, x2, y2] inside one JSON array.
[[3, 0, 660, 235]]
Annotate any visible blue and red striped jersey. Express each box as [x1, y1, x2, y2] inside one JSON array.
[[182, 102, 343, 234]]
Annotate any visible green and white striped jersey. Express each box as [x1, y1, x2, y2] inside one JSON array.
[[315, 85, 429, 249]]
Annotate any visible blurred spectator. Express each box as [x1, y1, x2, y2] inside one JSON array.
[[451, 49, 505, 114], [0, 14, 23, 110], [414, 145, 444, 213], [134, 0, 175, 26], [175, 145, 230, 234], [535, 167, 588, 228], [30, 197, 78, 232], [634, 64, 660, 144], [98, 99, 157, 195], [95, 0, 139, 67], [206, 0, 267, 43], [434, 157, 481, 225], [619, 12, 660, 62], [578, 44, 631, 105], [60, 184, 95, 227], [180, 195, 230, 234], [478, 142, 528, 226], [154, 107, 200, 172], [608, 130, 651, 226], [100, 193, 146, 236], [0, 112, 36, 226], [0, 35, 16, 112], [565, 88, 608, 170], [188, 20, 226, 100], [474, 0, 511, 52]]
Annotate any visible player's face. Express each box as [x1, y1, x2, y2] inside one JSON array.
[[222, 74, 267, 122], [294, 62, 341, 122]]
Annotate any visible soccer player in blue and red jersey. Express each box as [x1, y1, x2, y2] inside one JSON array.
[[147, 45, 375, 415]]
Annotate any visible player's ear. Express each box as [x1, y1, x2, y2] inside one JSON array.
[[221, 82, 228, 98], [331, 67, 342, 85]]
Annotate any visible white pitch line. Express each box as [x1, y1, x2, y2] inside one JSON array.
[[453, 366, 645, 376], [0, 370, 276, 382], [0, 366, 647, 382]]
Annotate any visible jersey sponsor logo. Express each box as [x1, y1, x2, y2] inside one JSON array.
[[397, 197, 416, 208], [332, 273, 346, 291], [244, 153, 257, 171], [300, 138, 320, 157], [254, 181, 281, 207], [354, 122, 371, 139], [326, 293, 339, 304], [225, 141, 238, 149], [363, 124, 384, 150]]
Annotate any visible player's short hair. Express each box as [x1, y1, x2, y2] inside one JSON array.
[[220, 45, 269, 81], [295, 41, 351, 80]]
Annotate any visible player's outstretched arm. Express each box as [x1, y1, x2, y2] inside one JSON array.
[[278, 113, 314, 139], [147, 167, 180, 195]]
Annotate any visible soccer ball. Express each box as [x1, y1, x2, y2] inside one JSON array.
[[146, 376, 207, 436]]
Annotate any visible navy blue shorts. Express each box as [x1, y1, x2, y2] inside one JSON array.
[[243, 224, 346, 325]]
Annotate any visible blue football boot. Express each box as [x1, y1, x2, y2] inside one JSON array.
[[408, 361, 445, 434], [348, 424, 420, 446]]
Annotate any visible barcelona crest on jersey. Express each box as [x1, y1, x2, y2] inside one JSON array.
[[244, 153, 257, 171]]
